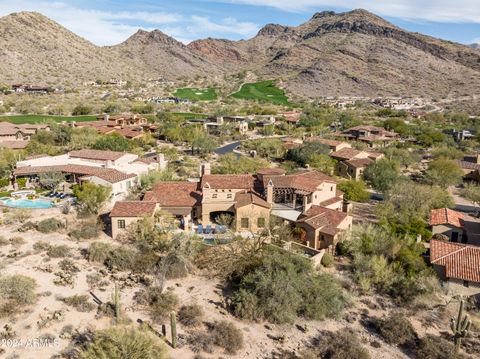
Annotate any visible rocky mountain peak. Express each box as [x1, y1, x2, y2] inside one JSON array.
[[123, 29, 184, 47], [256, 23, 291, 37]]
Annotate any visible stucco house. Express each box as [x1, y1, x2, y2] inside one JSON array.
[[14, 149, 166, 197], [335, 158, 374, 180], [0, 122, 50, 149], [336, 125, 398, 147], [110, 201, 158, 239], [430, 239, 480, 296], [304, 137, 351, 152], [429, 208, 465, 243], [110, 167, 353, 248]]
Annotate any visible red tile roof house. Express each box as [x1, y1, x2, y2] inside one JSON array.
[[109, 166, 353, 250], [429, 208, 466, 243], [330, 148, 383, 180], [430, 239, 480, 296], [13, 149, 166, 197], [336, 125, 399, 147], [110, 201, 158, 239]]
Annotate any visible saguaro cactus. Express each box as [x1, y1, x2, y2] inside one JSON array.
[[171, 311, 177, 348], [451, 299, 471, 355], [112, 282, 121, 322]]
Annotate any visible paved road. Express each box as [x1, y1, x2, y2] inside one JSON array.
[[214, 141, 241, 155]]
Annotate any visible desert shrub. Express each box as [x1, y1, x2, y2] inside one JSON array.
[[9, 236, 26, 247], [36, 218, 64, 233], [47, 245, 71, 258], [5, 209, 31, 224], [86, 273, 103, 288], [415, 335, 465, 359], [178, 304, 204, 327], [86, 242, 112, 263], [165, 253, 189, 279], [321, 252, 334, 267], [33, 241, 51, 251], [148, 290, 179, 323], [104, 246, 137, 271], [69, 220, 103, 240], [0, 275, 37, 307], [231, 249, 346, 324], [346, 225, 440, 301], [132, 251, 159, 274], [210, 321, 244, 354], [187, 331, 215, 353], [338, 180, 370, 202], [81, 326, 167, 359], [62, 295, 96, 312], [372, 313, 417, 346], [306, 329, 370, 359], [58, 259, 80, 273]]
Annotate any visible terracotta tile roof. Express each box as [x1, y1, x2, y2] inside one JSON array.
[[114, 128, 144, 139], [110, 201, 157, 217], [429, 208, 464, 228], [265, 170, 336, 193], [14, 164, 136, 184], [430, 240, 480, 283], [69, 149, 127, 161], [344, 125, 397, 137], [319, 196, 343, 207], [144, 181, 201, 207], [257, 168, 286, 176], [367, 152, 384, 160], [304, 137, 344, 147], [0, 127, 27, 136], [201, 174, 256, 190], [330, 148, 364, 160], [345, 158, 374, 169], [0, 140, 29, 149], [235, 191, 271, 209], [297, 205, 348, 232]]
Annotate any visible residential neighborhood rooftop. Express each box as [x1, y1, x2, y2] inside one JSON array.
[[429, 208, 464, 228]]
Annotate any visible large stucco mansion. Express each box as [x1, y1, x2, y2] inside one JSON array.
[[111, 164, 353, 253]]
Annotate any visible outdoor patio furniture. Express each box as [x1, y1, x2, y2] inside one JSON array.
[[197, 224, 203, 234], [205, 224, 212, 234]]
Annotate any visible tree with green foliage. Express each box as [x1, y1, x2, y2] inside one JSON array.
[[425, 158, 463, 188], [377, 180, 454, 237], [286, 142, 330, 166], [38, 172, 66, 191], [0, 148, 24, 177], [242, 138, 285, 159], [72, 182, 111, 215], [363, 159, 399, 193], [213, 154, 269, 174], [431, 146, 464, 160], [140, 170, 176, 191], [461, 183, 480, 213], [72, 104, 93, 116], [231, 249, 346, 324], [93, 134, 132, 152], [382, 147, 419, 169], [307, 154, 335, 174], [338, 180, 370, 202], [191, 132, 218, 155], [346, 225, 439, 300]]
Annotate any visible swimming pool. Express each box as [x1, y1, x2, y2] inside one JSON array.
[[0, 197, 54, 209]]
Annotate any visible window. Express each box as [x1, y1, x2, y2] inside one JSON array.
[[127, 181, 131, 189], [257, 218, 266, 228], [117, 219, 126, 229], [241, 218, 249, 228], [212, 194, 217, 198], [464, 281, 470, 288], [331, 186, 334, 191], [227, 194, 232, 199]]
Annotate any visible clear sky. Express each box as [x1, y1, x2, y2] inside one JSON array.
[[0, 0, 479, 46]]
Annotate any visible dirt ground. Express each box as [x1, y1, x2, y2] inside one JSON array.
[[0, 207, 471, 359]]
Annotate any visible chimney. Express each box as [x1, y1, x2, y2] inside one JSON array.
[[266, 179, 274, 204], [200, 163, 211, 177]]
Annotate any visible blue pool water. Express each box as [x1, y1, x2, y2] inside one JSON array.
[[1, 198, 54, 209]]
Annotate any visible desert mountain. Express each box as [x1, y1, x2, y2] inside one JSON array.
[[471, 43, 480, 50], [109, 29, 224, 79], [0, 9, 479, 98], [190, 9, 480, 98], [0, 12, 146, 86]]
